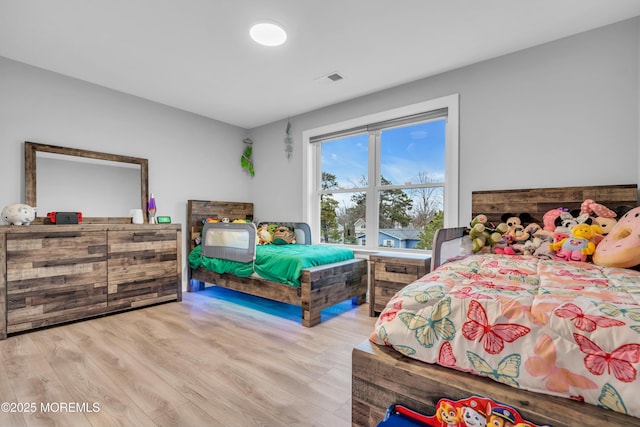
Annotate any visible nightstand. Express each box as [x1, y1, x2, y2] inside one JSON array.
[[369, 253, 431, 316]]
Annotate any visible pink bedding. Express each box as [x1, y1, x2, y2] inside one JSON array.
[[370, 254, 640, 419]]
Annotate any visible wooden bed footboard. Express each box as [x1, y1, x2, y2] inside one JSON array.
[[190, 257, 367, 327], [352, 340, 635, 427], [301, 258, 367, 326]]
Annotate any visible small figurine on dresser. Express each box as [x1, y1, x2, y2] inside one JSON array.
[[1, 203, 37, 225]]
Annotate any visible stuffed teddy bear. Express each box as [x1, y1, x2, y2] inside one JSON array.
[[1, 203, 37, 225], [257, 224, 273, 244], [272, 226, 296, 245], [549, 222, 603, 262]]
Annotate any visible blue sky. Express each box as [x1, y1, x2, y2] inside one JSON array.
[[321, 119, 446, 188]]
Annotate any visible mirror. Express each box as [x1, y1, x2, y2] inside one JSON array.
[[25, 141, 149, 223]]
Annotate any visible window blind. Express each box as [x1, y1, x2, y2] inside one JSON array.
[[309, 107, 448, 143]]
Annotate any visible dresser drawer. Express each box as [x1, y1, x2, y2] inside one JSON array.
[[6, 231, 108, 332], [6, 230, 107, 269], [107, 229, 179, 309], [374, 260, 424, 284]]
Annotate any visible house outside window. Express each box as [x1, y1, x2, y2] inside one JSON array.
[[302, 94, 459, 252]]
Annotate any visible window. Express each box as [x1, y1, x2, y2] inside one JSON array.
[[303, 94, 459, 252]]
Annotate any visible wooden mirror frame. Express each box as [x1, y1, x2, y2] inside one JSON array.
[[25, 141, 149, 224]]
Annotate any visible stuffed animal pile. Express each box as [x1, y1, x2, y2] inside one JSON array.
[[466, 199, 640, 268]]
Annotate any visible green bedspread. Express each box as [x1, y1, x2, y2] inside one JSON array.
[[188, 244, 354, 287]]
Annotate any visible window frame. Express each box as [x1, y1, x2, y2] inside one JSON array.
[[302, 94, 459, 251]]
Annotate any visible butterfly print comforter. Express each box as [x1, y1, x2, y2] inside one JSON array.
[[370, 254, 640, 419]]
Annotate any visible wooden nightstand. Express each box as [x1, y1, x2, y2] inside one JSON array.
[[369, 253, 431, 316]]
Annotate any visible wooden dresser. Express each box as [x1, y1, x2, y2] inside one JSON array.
[[0, 223, 182, 339], [369, 253, 431, 316]]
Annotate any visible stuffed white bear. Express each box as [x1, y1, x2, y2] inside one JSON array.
[[1, 203, 37, 225]]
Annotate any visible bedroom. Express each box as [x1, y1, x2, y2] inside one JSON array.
[[1, 1, 640, 426]]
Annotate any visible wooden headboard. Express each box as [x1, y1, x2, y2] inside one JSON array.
[[186, 200, 254, 251], [472, 184, 638, 225]]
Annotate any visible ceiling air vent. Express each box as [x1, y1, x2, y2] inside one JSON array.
[[314, 71, 345, 85]]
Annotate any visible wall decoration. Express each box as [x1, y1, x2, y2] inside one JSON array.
[[284, 119, 293, 160], [241, 136, 255, 177]]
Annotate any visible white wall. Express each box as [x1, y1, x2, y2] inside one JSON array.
[[0, 56, 251, 288], [249, 17, 640, 225]]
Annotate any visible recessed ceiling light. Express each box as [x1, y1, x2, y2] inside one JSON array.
[[250, 22, 287, 47]]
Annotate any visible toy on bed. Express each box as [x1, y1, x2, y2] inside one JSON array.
[[502, 213, 533, 242], [272, 225, 296, 244], [580, 199, 616, 233], [549, 221, 603, 262], [257, 223, 275, 244], [540, 198, 638, 265], [465, 212, 546, 256], [256, 222, 297, 245], [593, 205, 640, 268], [465, 215, 507, 253], [494, 212, 542, 256]]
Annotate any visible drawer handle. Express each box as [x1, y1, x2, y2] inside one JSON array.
[[44, 232, 81, 238], [386, 265, 407, 274], [132, 278, 156, 285], [133, 232, 157, 236], [42, 261, 74, 268], [133, 255, 156, 260]]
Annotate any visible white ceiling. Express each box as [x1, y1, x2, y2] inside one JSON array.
[[2, 1, 640, 129]]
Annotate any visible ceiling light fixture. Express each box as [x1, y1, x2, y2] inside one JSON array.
[[250, 21, 287, 47]]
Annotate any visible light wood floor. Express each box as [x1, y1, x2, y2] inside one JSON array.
[[0, 287, 377, 427]]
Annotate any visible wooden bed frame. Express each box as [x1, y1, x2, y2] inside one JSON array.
[[353, 184, 639, 427], [186, 200, 367, 327]]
